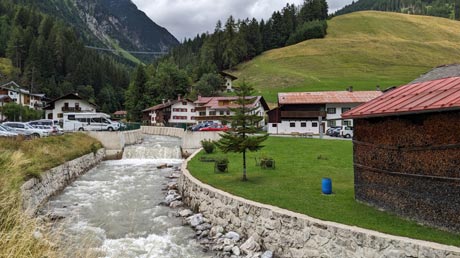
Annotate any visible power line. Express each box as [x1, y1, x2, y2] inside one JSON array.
[[84, 46, 168, 55]]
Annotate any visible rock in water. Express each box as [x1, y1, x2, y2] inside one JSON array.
[[178, 209, 193, 217], [188, 213, 204, 227]]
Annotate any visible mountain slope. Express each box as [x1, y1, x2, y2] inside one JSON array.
[[19, 0, 179, 63], [233, 11, 460, 102]]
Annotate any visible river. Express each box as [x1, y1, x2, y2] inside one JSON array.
[[41, 135, 211, 258]]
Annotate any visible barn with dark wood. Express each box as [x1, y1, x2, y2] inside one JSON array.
[[342, 76, 460, 233]]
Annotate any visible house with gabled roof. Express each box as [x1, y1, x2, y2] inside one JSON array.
[[194, 95, 269, 127], [142, 96, 195, 126], [0, 81, 46, 110], [219, 71, 238, 92], [342, 76, 460, 233], [268, 90, 383, 135], [43, 93, 97, 120]]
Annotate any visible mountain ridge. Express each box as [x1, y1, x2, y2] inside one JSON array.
[[15, 0, 179, 62]]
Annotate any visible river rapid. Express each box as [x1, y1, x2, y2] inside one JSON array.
[[41, 135, 211, 258]]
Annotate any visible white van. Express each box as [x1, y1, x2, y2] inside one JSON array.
[[63, 113, 120, 132], [340, 126, 354, 138]]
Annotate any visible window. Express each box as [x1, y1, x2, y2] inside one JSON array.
[[199, 111, 206, 116], [300, 122, 307, 127], [226, 111, 231, 115], [327, 120, 336, 127], [290, 122, 296, 128], [220, 111, 225, 115], [327, 108, 336, 114], [182, 101, 187, 105], [342, 107, 351, 113], [191, 109, 195, 113], [272, 124, 277, 127], [91, 118, 102, 123], [173, 116, 187, 120], [209, 111, 216, 116], [67, 114, 75, 120], [173, 108, 187, 112], [343, 120, 352, 126], [75, 103, 80, 109], [57, 113, 63, 118], [312, 122, 318, 127]]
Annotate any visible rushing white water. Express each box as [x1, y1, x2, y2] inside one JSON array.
[[42, 135, 211, 258]]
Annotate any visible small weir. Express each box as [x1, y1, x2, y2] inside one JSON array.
[[42, 135, 211, 258]]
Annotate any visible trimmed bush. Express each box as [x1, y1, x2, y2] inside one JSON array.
[[201, 139, 216, 154]]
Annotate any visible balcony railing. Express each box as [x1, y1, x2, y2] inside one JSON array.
[[62, 107, 82, 112], [280, 111, 326, 118]]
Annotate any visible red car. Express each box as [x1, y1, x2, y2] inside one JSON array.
[[199, 124, 229, 131]]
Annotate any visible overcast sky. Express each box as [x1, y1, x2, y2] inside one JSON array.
[[131, 0, 354, 40]]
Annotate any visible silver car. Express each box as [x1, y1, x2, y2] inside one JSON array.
[[0, 125, 18, 137], [2, 122, 49, 138]]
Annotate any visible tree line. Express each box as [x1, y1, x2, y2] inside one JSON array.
[[335, 0, 460, 20], [0, 0, 130, 114], [163, 0, 328, 82]]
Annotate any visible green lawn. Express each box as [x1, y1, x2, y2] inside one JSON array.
[[188, 137, 460, 246]]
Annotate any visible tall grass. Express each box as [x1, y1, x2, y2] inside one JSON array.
[[0, 133, 102, 257]]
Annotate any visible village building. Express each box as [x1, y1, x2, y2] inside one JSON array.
[[219, 71, 238, 92], [342, 76, 460, 233], [194, 96, 269, 127], [267, 90, 382, 135], [0, 81, 46, 110], [113, 110, 127, 120], [43, 93, 97, 120], [142, 97, 195, 127]]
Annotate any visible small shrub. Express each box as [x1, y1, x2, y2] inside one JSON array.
[[201, 139, 215, 154], [317, 155, 328, 160], [215, 157, 229, 172]]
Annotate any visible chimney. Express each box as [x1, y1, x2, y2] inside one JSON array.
[[177, 94, 182, 101], [162, 99, 166, 104], [376, 85, 381, 91]]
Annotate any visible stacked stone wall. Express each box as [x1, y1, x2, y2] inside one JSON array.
[[21, 149, 105, 215], [178, 151, 460, 257]]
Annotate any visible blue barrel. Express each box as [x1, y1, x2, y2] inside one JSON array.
[[322, 178, 332, 195]]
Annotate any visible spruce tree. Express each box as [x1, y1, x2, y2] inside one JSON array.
[[216, 81, 268, 181]]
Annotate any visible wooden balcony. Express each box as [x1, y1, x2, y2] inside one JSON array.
[[280, 111, 326, 118]]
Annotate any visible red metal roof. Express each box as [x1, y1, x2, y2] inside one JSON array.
[[342, 77, 460, 119], [278, 91, 382, 105]]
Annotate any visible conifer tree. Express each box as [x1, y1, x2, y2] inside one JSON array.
[[216, 82, 268, 181]]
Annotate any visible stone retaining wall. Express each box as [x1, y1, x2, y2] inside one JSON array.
[[21, 149, 105, 216], [141, 126, 185, 138], [178, 151, 460, 258]]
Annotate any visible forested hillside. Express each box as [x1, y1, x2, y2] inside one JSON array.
[[165, 0, 329, 82], [0, 0, 130, 113], [335, 0, 460, 20], [10, 0, 179, 64]]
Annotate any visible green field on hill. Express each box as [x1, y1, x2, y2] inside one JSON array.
[[233, 11, 460, 102]]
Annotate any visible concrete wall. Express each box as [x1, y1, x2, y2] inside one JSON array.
[[86, 130, 143, 157], [21, 149, 105, 216], [141, 126, 222, 152], [178, 151, 460, 258]]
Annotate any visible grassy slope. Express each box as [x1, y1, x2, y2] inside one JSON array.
[[188, 137, 460, 246], [233, 11, 460, 102], [0, 133, 102, 257]]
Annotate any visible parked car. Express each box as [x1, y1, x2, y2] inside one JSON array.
[[330, 127, 342, 137], [2, 122, 50, 138], [190, 121, 215, 131], [326, 126, 341, 136], [29, 119, 64, 135], [199, 124, 229, 131], [340, 126, 354, 138], [0, 125, 18, 137], [0, 124, 31, 138]]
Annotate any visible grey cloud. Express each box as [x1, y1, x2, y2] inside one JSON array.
[[132, 0, 353, 40]]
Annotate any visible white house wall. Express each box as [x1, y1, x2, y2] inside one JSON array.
[[169, 101, 196, 124], [46, 99, 96, 120]]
